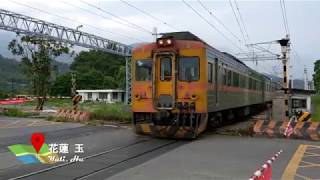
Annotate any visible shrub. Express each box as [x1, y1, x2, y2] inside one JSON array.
[[0, 108, 37, 117], [90, 103, 132, 122]]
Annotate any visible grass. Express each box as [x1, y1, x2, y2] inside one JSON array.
[[81, 102, 132, 122], [1, 99, 132, 123], [0, 98, 72, 110], [0, 108, 38, 117], [311, 95, 320, 122]]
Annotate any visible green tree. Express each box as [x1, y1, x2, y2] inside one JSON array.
[[50, 50, 126, 95], [70, 50, 125, 77], [8, 35, 71, 110], [313, 60, 320, 94], [50, 73, 72, 96], [116, 66, 126, 89], [0, 91, 9, 99]]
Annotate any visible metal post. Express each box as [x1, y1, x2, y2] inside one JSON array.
[[278, 35, 290, 121], [125, 56, 132, 105], [11, 79, 14, 98], [304, 66, 309, 90], [152, 27, 158, 42]]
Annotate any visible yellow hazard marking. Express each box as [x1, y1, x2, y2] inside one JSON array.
[[282, 144, 320, 180], [295, 173, 312, 180], [281, 144, 308, 180]]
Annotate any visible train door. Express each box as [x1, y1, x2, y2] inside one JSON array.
[[154, 54, 176, 109], [215, 58, 219, 106]]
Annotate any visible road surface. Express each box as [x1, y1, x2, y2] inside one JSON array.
[[0, 116, 319, 180]]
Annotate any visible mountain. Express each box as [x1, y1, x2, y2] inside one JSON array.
[[263, 73, 306, 89], [0, 54, 70, 93], [0, 55, 27, 92]]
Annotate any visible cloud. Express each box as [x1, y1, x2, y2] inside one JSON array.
[[0, 0, 318, 79]]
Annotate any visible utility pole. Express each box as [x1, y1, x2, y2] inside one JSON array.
[[304, 66, 309, 90], [278, 35, 290, 121], [289, 65, 293, 89], [152, 27, 158, 42], [311, 80, 315, 90], [11, 79, 14, 98]]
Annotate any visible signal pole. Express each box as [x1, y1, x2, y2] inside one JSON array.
[[152, 27, 158, 42], [304, 66, 309, 90], [278, 35, 290, 121]]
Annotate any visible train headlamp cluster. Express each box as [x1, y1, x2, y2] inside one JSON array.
[[156, 37, 174, 47]]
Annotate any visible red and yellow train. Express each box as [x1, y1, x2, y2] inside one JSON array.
[[131, 32, 275, 139]]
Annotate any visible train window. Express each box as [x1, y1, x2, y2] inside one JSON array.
[[249, 78, 253, 89], [240, 75, 245, 88], [227, 70, 232, 86], [135, 59, 152, 81], [208, 62, 213, 83], [160, 57, 172, 81], [223, 68, 227, 85], [233, 72, 239, 87], [178, 57, 200, 81]]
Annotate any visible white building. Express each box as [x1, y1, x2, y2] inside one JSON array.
[[290, 89, 315, 113], [76, 89, 125, 103]]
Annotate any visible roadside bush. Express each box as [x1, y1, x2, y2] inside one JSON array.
[[90, 103, 131, 122], [0, 108, 37, 117]]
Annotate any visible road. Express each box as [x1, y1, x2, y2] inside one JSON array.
[[0, 116, 319, 180]]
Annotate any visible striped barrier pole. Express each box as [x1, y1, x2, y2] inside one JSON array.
[[249, 149, 283, 180]]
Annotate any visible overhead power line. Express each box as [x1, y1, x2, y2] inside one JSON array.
[[233, 0, 251, 43], [291, 47, 305, 67], [280, 0, 290, 35], [58, 0, 145, 41], [197, 0, 242, 43], [120, 0, 180, 31], [182, 0, 247, 54], [79, 0, 153, 34], [10, 0, 143, 42], [228, 0, 247, 45]]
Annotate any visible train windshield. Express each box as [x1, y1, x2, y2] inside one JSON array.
[[136, 59, 152, 81], [178, 57, 199, 81], [160, 57, 172, 81]]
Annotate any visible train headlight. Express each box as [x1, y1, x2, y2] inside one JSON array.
[[135, 94, 141, 100], [191, 94, 198, 101], [156, 37, 174, 47]]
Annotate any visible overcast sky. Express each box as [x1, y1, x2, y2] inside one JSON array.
[[0, 0, 318, 79]]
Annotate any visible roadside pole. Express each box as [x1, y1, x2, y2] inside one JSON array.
[[278, 35, 290, 121]]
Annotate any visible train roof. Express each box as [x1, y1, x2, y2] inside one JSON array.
[[221, 52, 246, 66], [160, 32, 270, 81], [161, 31, 204, 42], [161, 32, 246, 65]]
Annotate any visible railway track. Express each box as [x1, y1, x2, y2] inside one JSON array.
[[8, 139, 180, 180]]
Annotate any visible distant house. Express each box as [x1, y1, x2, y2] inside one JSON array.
[[290, 89, 315, 113], [76, 89, 125, 103]]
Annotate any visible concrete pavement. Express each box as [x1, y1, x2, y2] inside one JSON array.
[[0, 116, 319, 180], [107, 135, 320, 180]]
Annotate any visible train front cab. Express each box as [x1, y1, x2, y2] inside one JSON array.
[[132, 37, 208, 139]]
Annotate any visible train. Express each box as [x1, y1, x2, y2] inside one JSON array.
[[131, 32, 276, 139]]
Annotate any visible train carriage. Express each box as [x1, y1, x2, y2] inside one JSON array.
[[131, 32, 275, 139]]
